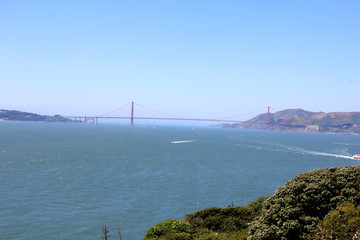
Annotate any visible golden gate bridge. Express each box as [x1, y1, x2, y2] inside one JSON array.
[[66, 101, 273, 130]]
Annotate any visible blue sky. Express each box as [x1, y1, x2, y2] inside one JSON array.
[[1, 1, 359, 120]]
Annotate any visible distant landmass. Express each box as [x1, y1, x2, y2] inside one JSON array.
[[223, 109, 360, 134], [0, 109, 76, 123]]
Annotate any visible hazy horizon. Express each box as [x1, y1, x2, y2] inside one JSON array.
[[1, 1, 359, 119]]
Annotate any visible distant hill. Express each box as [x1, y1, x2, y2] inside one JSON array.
[[223, 109, 360, 134], [0, 109, 75, 123]]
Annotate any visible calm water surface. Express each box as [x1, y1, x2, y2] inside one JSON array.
[[1, 122, 360, 239]]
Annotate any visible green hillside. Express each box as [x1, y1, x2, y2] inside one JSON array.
[[224, 109, 360, 134], [0, 109, 75, 123]]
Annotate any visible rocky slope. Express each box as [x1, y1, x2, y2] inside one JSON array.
[[223, 109, 360, 134]]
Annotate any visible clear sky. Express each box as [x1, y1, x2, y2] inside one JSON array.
[[1, 1, 359, 120]]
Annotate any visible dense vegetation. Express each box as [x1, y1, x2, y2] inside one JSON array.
[[313, 203, 360, 239], [0, 109, 74, 122], [144, 197, 267, 240], [249, 165, 360, 239], [144, 165, 360, 240]]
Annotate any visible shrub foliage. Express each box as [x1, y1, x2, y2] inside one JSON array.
[[184, 206, 255, 232], [144, 165, 360, 240], [143, 197, 268, 240], [144, 219, 191, 240], [313, 203, 360, 240], [248, 165, 360, 240]]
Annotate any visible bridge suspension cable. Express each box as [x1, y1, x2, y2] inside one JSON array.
[[134, 102, 269, 120], [99, 102, 132, 117], [76, 101, 281, 127], [215, 107, 268, 120], [98, 102, 275, 120], [134, 102, 184, 118], [269, 106, 278, 113]]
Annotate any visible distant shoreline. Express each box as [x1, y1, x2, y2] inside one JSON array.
[[0, 119, 78, 124], [0, 109, 79, 123], [223, 109, 360, 135]]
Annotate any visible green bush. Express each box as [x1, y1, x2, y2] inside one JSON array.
[[185, 206, 255, 233], [143, 196, 269, 239], [246, 196, 269, 215], [248, 165, 360, 240], [312, 203, 360, 240], [144, 166, 360, 240], [144, 219, 191, 240], [193, 229, 248, 240], [143, 201, 264, 240]]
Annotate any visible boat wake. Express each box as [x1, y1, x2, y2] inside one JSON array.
[[171, 140, 195, 144], [334, 142, 360, 146], [283, 145, 355, 160], [234, 142, 357, 160]]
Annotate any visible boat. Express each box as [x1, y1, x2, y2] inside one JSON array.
[[171, 140, 194, 144], [353, 154, 360, 159]]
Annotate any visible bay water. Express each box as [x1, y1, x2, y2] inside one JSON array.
[[1, 122, 360, 239]]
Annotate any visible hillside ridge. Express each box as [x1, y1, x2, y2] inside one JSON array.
[[0, 109, 75, 123], [223, 109, 360, 134]]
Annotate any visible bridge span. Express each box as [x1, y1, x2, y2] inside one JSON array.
[[66, 102, 271, 129]]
